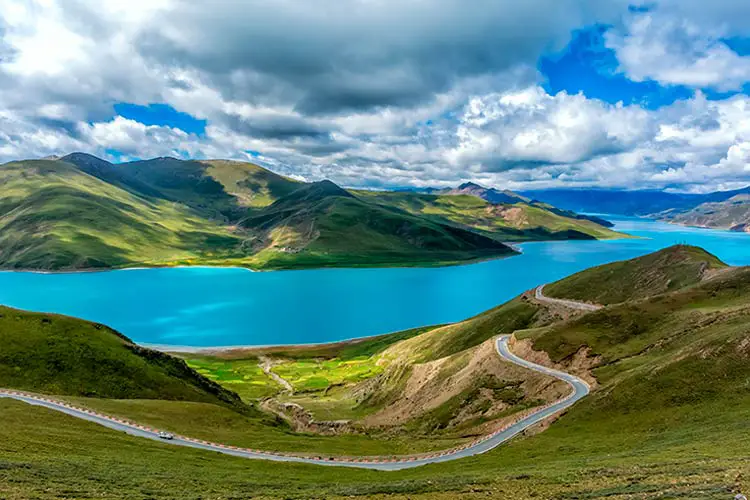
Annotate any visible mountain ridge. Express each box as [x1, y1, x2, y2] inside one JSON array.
[[0, 153, 628, 271]]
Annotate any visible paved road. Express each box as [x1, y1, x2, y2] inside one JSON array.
[[535, 284, 603, 312], [0, 336, 589, 471]]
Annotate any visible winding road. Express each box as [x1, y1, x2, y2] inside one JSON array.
[[535, 284, 603, 312], [0, 285, 594, 470]]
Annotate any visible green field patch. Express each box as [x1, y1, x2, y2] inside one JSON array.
[[271, 356, 384, 393], [183, 357, 279, 401]]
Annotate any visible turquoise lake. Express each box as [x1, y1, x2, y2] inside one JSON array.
[[0, 216, 747, 347]]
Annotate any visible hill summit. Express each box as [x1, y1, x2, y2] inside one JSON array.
[[544, 244, 727, 304], [448, 182, 529, 205]]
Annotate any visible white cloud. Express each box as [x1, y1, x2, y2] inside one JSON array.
[[606, 10, 750, 91], [447, 87, 652, 169], [0, 0, 748, 194], [79, 116, 192, 157]]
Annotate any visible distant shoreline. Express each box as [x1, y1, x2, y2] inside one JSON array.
[[0, 250, 521, 275], [145, 329, 412, 355], [0, 264, 259, 275]]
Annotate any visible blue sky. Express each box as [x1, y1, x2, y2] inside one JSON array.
[[1, 1, 750, 193], [539, 25, 695, 108], [113, 103, 207, 136]]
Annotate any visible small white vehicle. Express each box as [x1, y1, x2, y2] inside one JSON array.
[[157, 431, 174, 440]]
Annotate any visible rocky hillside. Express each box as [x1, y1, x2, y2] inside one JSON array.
[[660, 193, 750, 232]]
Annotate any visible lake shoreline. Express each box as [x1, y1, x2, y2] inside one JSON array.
[[0, 250, 521, 275], [147, 329, 406, 355]]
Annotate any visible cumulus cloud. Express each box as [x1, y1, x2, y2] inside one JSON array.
[[606, 10, 750, 91], [447, 87, 653, 170], [0, 0, 749, 193]]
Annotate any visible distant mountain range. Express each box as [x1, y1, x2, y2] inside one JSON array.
[[519, 186, 750, 232], [659, 193, 750, 233], [0, 154, 623, 271], [446, 182, 530, 204]]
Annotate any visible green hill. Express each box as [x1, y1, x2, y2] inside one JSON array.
[[0, 306, 243, 407], [60, 152, 166, 198], [358, 189, 623, 241], [0, 159, 247, 270], [242, 181, 517, 269], [543, 244, 727, 305], [0, 154, 631, 271], [71, 156, 244, 220], [200, 159, 302, 208], [61, 155, 301, 218]]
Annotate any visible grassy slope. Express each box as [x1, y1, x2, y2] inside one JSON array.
[[62, 154, 301, 212], [0, 160, 248, 270], [177, 295, 549, 425], [103, 157, 244, 220], [1, 158, 518, 271], [527, 264, 749, 363], [0, 306, 242, 407], [383, 297, 542, 364], [179, 326, 437, 420], [242, 181, 517, 269], [358, 190, 623, 241], [544, 244, 727, 304], [183, 356, 280, 400], [0, 306, 469, 455], [55, 397, 463, 456], [201, 159, 301, 208]]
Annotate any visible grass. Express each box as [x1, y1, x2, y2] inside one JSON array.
[[178, 326, 438, 421], [357, 190, 625, 241], [201, 159, 301, 208], [279, 387, 374, 421], [1, 376, 748, 499], [272, 357, 383, 393], [403, 375, 540, 435], [179, 325, 435, 397], [241, 182, 518, 270], [0, 160, 251, 270], [54, 397, 466, 456], [0, 305, 243, 409], [0, 159, 516, 271], [524, 265, 750, 364], [382, 297, 542, 364], [184, 356, 280, 400], [543, 244, 727, 305]]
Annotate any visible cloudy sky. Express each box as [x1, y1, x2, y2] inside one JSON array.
[[2, 1, 750, 192]]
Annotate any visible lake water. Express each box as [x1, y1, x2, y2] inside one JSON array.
[[0, 216, 747, 347]]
